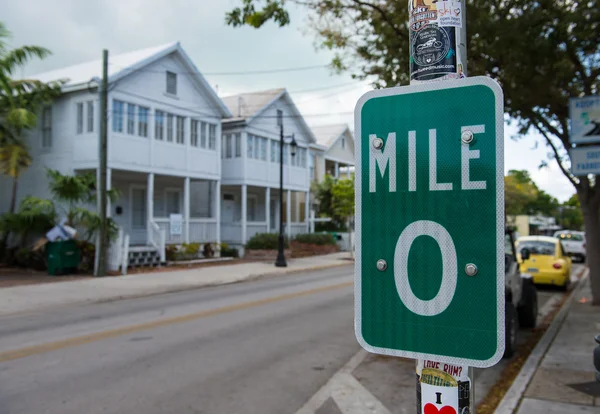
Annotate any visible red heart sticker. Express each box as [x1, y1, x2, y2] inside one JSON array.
[[424, 403, 457, 414]]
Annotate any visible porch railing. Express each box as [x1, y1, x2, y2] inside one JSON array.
[[149, 220, 166, 263], [221, 223, 242, 244], [189, 218, 218, 242], [154, 218, 218, 245]]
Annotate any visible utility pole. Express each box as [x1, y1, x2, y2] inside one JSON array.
[[96, 49, 109, 277], [275, 111, 287, 267], [408, 1, 474, 413]]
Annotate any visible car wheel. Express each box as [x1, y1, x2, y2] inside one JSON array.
[[518, 279, 538, 328], [504, 302, 518, 359]]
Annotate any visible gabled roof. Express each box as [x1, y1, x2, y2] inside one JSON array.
[[310, 124, 352, 148], [221, 88, 284, 122], [221, 88, 316, 144], [29, 42, 232, 118]]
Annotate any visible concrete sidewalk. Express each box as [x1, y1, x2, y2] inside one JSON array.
[[497, 269, 600, 413], [0, 253, 351, 316]]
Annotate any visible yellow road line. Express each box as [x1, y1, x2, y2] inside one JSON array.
[[0, 281, 353, 364]]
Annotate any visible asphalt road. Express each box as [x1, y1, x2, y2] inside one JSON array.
[[0, 264, 581, 414]]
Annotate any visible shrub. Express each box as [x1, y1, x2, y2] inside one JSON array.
[[181, 242, 201, 255], [15, 247, 47, 271], [76, 240, 95, 273], [165, 244, 178, 261], [294, 233, 336, 246], [245, 233, 289, 250], [220, 242, 239, 258]]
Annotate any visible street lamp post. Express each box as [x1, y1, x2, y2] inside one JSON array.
[[275, 116, 297, 267]]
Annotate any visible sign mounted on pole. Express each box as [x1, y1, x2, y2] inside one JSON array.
[[570, 96, 600, 144], [570, 146, 600, 176], [354, 76, 505, 368]]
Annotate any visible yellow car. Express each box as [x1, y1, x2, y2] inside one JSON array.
[[516, 236, 572, 290]]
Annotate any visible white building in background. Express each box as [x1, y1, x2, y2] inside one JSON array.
[[219, 88, 317, 249], [310, 124, 355, 181], [0, 42, 232, 264]]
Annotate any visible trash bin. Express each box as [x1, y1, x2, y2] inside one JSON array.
[[47, 240, 80, 276]]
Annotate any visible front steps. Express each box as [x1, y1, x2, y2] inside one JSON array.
[[128, 245, 161, 268]]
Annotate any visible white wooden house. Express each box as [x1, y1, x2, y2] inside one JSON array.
[[219, 88, 316, 249], [310, 124, 355, 181], [0, 42, 231, 266]]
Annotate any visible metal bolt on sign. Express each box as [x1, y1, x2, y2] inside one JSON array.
[[372, 138, 384, 149], [376, 259, 387, 271], [461, 130, 474, 144], [465, 264, 478, 277]]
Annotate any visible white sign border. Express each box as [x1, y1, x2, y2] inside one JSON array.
[[354, 76, 505, 368]]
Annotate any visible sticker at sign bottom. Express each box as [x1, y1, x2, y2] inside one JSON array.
[[421, 381, 458, 414]]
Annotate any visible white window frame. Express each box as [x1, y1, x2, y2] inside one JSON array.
[[127, 103, 136, 135], [166, 71, 177, 95], [112, 100, 124, 133], [41, 106, 52, 149], [247, 134, 254, 159], [87, 100, 94, 133], [201, 122, 207, 148], [176, 115, 185, 144], [138, 106, 149, 137], [208, 124, 216, 150], [76, 102, 83, 134], [235, 133, 241, 157], [191, 119, 199, 147], [226, 134, 233, 158], [166, 113, 174, 142], [155, 110, 164, 140]]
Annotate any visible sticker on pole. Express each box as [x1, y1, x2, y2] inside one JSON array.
[[417, 360, 470, 414], [354, 76, 505, 368]]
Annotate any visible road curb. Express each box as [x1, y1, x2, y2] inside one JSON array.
[[494, 267, 590, 414], [0, 261, 353, 318], [246, 261, 352, 281]]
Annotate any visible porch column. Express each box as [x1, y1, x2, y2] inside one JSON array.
[[347, 165, 351, 178], [335, 162, 340, 179], [286, 189, 291, 239], [215, 180, 221, 248], [241, 184, 247, 244], [147, 173, 154, 243], [184, 176, 190, 244], [106, 168, 112, 217], [305, 191, 309, 232], [265, 187, 271, 232]]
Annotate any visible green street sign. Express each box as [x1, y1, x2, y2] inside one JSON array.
[[354, 77, 504, 368]]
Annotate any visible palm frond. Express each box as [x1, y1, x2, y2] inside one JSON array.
[[47, 169, 92, 205], [0, 46, 51, 76], [6, 107, 36, 129], [0, 143, 32, 177]]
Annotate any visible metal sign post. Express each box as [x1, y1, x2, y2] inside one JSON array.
[[409, 1, 475, 413], [354, 2, 505, 414]]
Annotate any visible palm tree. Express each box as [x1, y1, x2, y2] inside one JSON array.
[[0, 21, 63, 211], [0, 142, 32, 213], [47, 169, 120, 241]]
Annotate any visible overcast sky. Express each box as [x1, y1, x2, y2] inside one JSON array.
[[0, 0, 575, 202]]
